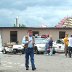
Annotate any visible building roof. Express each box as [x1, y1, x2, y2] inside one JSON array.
[[0, 27, 72, 30], [55, 17, 72, 28]]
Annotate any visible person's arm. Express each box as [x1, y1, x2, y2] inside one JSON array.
[[32, 36, 35, 44], [63, 38, 65, 43], [22, 36, 31, 44], [32, 36, 35, 47], [22, 36, 28, 44]]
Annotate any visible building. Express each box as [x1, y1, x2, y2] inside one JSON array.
[[0, 27, 72, 46], [55, 17, 72, 28]]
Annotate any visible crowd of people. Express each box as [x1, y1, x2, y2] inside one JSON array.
[[22, 29, 72, 71], [22, 30, 55, 71], [44, 33, 72, 57]]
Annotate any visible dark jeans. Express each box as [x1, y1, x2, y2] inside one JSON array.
[[68, 46, 72, 58], [25, 47, 35, 69]]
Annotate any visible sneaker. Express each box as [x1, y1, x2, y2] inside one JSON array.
[[26, 67, 29, 70], [44, 53, 48, 55], [32, 68, 36, 71]]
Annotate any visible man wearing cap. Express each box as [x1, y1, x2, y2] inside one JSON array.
[[68, 35, 72, 58], [22, 30, 36, 71]]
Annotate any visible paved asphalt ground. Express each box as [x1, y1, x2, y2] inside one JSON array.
[[0, 53, 72, 72]]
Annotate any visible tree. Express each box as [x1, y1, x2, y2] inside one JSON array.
[[20, 24, 26, 27], [14, 24, 16, 27], [13, 24, 26, 27]]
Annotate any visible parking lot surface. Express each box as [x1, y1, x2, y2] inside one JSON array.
[[0, 53, 72, 72]]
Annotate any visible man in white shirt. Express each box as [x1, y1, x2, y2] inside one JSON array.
[[68, 35, 72, 58], [22, 30, 36, 71]]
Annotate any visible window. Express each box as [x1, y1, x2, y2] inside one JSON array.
[[59, 31, 65, 39]]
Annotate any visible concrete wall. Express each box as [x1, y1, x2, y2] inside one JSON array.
[[1, 29, 10, 45], [1, 28, 72, 45], [17, 29, 28, 44]]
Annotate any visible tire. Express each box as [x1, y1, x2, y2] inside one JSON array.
[[13, 49, 17, 54], [35, 49, 39, 54], [2, 49, 7, 54], [52, 48, 56, 54], [53, 51, 56, 54], [22, 49, 25, 54], [34, 46, 39, 54]]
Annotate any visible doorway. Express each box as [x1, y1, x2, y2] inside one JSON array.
[[59, 31, 65, 39], [10, 31, 17, 43]]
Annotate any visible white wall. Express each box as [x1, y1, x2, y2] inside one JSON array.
[[0, 31, 2, 47]]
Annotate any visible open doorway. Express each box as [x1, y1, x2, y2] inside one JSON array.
[[10, 31, 18, 43], [59, 31, 65, 39]]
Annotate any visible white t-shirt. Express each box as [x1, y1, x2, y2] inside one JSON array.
[[68, 37, 72, 47]]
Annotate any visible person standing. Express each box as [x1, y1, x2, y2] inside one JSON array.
[[48, 36, 53, 56], [22, 30, 36, 71], [68, 35, 72, 58], [64, 34, 68, 57], [44, 35, 50, 54]]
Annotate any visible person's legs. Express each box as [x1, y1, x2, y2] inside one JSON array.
[[68, 47, 71, 58], [64, 45, 68, 57], [50, 48, 53, 56], [47, 48, 50, 55], [25, 49, 29, 70], [29, 48, 36, 70], [44, 46, 47, 54], [68, 47, 72, 58], [44, 44, 49, 54], [71, 47, 72, 54]]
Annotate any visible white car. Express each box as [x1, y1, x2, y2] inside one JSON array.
[[12, 44, 24, 54], [1, 44, 24, 54], [34, 38, 47, 54], [53, 39, 65, 53], [0, 46, 4, 52], [0, 52, 2, 64]]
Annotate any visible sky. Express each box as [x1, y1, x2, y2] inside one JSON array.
[[0, 0, 72, 27]]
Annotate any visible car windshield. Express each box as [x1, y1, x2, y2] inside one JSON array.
[[35, 38, 47, 44], [56, 39, 64, 44]]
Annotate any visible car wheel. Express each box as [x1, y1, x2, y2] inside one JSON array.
[[13, 49, 17, 54], [22, 49, 25, 54], [2, 49, 7, 54], [35, 49, 39, 54]]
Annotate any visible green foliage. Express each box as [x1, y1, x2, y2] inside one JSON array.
[[13, 24, 26, 27]]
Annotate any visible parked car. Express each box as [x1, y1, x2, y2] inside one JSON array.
[[53, 39, 64, 53], [34, 38, 47, 54], [12, 44, 24, 54], [2, 45, 25, 54], [1, 42, 15, 54], [0, 46, 4, 52], [2, 46, 13, 54], [1, 42, 25, 54], [41, 35, 48, 38]]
